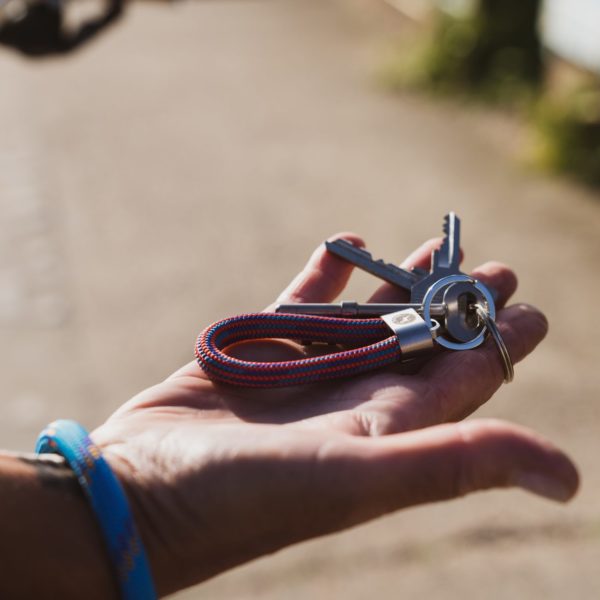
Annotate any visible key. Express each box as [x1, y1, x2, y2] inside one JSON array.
[[275, 301, 447, 318], [325, 214, 495, 348], [404, 212, 486, 344], [435, 210, 460, 270], [409, 212, 462, 303], [325, 239, 419, 293], [326, 214, 462, 304], [325, 228, 459, 336]]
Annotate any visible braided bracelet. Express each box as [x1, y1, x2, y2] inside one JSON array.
[[36, 420, 157, 600]]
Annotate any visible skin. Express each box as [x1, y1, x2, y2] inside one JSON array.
[[0, 234, 579, 599]]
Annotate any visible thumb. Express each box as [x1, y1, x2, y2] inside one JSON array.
[[313, 419, 579, 531]]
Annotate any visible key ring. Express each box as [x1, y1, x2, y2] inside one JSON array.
[[422, 274, 496, 350], [474, 305, 514, 383]]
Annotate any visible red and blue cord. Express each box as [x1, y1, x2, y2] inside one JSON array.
[[195, 312, 402, 388]]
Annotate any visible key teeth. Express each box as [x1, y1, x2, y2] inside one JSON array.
[[443, 213, 450, 236], [439, 214, 451, 266], [441, 214, 452, 247], [442, 212, 457, 240], [326, 237, 417, 290]]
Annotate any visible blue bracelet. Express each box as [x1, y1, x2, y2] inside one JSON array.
[[36, 420, 157, 600]]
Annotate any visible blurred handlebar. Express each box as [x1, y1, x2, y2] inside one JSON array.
[[0, 0, 124, 56]]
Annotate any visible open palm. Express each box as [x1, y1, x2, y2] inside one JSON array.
[[92, 234, 578, 598]]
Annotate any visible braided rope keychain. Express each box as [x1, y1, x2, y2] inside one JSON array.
[[195, 310, 438, 388], [195, 213, 515, 388]]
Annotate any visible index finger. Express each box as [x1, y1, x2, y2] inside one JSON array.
[[267, 232, 365, 309], [170, 233, 366, 382]]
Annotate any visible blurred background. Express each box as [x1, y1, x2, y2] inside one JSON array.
[[1, 0, 599, 598]]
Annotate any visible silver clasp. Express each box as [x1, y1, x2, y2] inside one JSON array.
[[381, 308, 440, 359]]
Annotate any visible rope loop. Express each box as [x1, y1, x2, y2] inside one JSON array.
[[195, 312, 401, 388]]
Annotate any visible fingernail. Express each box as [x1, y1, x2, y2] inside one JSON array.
[[514, 472, 573, 503]]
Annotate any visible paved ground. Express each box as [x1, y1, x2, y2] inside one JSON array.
[[1, 1, 599, 598]]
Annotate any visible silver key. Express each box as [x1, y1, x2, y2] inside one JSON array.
[[325, 239, 419, 293], [409, 212, 462, 303], [408, 212, 490, 344], [326, 213, 463, 304], [275, 301, 447, 318], [324, 213, 495, 347]]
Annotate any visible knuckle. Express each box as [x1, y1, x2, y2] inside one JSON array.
[[351, 410, 393, 437]]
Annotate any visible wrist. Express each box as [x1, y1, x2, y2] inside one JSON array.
[[35, 420, 157, 599], [0, 452, 118, 599], [101, 450, 197, 597], [99, 451, 167, 594], [98, 444, 292, 597]]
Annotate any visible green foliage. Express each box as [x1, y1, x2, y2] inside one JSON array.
[[379, 0, 600, 188], [382, 1, 542, 106], [534, 87, 600, 186]]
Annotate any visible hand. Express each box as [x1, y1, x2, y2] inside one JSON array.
[[92, 234, 579, 597]]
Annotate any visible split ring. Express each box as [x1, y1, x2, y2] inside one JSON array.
[[474, 305, 514, 383], [422, 274, 496, 351]]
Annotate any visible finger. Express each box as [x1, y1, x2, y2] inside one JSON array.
[[418, 303, 548, 421], [311, 419, 578, 535], [401, 237, 450, 271], [268, 232, 365, 309], [367, 238, 457, 303], [296, 302, 548, 435], [471, 261, 518, 309]]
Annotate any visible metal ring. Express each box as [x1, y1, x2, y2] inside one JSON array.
[[422, 274, 496, 350], [474, 305, 514, 384]]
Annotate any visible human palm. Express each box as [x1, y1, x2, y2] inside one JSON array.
[[92, 235, 578, 598]]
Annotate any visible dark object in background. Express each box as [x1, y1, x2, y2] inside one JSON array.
[[0, 0, 123, 56], [460, 0, 543, 90]]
